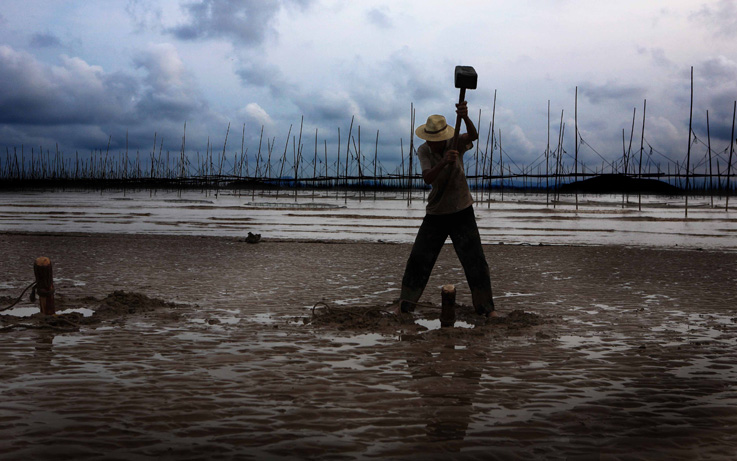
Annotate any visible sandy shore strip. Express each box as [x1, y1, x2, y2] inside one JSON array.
[[2, 232, 737, 460]]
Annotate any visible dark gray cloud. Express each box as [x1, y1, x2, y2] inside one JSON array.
[[0, 44, 214, 152], [235, 47, 442, 143], [168, 0, 312, 45], [29, 32, 61, 48], [689, 56, 737, 143], [235, 59, 295, 98], [637, 46, 675, 69], [699, 55, 737, 85], [691, 0, 737, 37], [125, 0, 164, 31], [578, 82, 647, 105], [366, 7, 393, 29]]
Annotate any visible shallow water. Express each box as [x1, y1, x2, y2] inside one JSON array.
[[1, 189, 736, 250]]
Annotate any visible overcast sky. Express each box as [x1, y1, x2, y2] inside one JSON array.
[[1, 0, 736, 175]]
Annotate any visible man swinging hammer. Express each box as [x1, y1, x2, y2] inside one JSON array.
[[399, 67, 496, 317]]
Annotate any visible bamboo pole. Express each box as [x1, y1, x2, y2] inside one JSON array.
[[475, 108, 482, 200], [313, 128, 318, 198], [400, 137, 405, 196], [685, 66, 694, 218], [727, 101, 736, 210], [546, 100, 550, 206], [626, 107, 636, 176], [638, 99, 647, 211], [487, 90, 497, 206], [554, 111, 564, 207], [481, 120, 490, 199], [345, 116, 354, 188], [255, 125, 263, 181], [216, 122, 230, 197], [374, 129, 379, 195], [336, 127, 341, 189], [499, 129, 504, 201], [575, 87, 579, 210], [241, 124, 246, 178], [357, 125, 362, 184], [707, 110, 713, 208], [295, 116, 304, 188], [276, 124, 292, 192], [408, 104, 414, 204], [180, 122, 187, 182]]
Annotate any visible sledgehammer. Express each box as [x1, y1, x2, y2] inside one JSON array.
[[451, 65, 478, 150]]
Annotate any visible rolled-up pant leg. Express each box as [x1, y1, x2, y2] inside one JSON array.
[[449, 206, 495, 315], [400, 214, 448, 312]]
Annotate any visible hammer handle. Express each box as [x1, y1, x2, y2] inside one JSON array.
[[451, 87, 466, 150]]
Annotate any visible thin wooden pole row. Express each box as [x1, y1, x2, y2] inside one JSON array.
[[1, 101, 736, 203]]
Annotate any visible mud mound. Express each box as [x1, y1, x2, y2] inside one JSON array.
[[309, 302, 417, 331], [1, 291, 182, 332], [489, 309, 543, 327], [0, 295, 15, 306], [95, 291, 177, 317]]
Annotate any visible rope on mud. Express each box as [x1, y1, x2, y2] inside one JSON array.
[[397, 299, 436, 310], [1, 282, 37, 312], [311, 301, 333, 317], [0, 314, 81, 332]]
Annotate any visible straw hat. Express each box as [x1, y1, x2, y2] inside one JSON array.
[[415, 114, 454, 141]]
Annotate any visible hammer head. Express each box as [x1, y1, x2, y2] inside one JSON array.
[[455, 66, 477, 90]]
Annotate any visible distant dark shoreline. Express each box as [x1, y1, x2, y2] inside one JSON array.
[[4, 173, 737, 197]]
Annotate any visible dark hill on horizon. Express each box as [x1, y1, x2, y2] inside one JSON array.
[[559, 174, 682, 195]]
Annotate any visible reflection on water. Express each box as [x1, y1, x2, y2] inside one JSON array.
[[405, 343, 482, 446], [1, 189, 735, 249]]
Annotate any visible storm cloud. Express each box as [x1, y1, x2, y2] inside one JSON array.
[[0, 43, 215, 151], [578, 82, 647, 105], [29, 32, 61, 48], [691, 0, 737, 37], [168, 0, 312, 45]]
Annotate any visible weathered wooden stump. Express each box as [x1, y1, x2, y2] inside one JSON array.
[[33, 257, 55, 315], [440, 284, 456, 328]]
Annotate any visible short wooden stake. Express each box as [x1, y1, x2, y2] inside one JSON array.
[[33, 257, 55, 315], [440, 284, 456, 328]]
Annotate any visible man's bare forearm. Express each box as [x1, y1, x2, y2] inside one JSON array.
[[463, 114, 478, 142]]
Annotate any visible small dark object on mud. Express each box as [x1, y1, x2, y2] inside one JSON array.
[[244, 232, 261, 244]]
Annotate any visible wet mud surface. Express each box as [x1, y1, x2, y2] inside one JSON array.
[[1, 232, 737, 460]]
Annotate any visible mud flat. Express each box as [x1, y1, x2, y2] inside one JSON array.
[[1, 232, 737, 460]]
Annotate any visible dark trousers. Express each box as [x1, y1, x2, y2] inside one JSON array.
[[400, 206, 494, 314]]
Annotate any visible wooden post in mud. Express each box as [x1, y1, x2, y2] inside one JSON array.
[[440, 284, 456, 328], [33, 257, 55, 315]]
